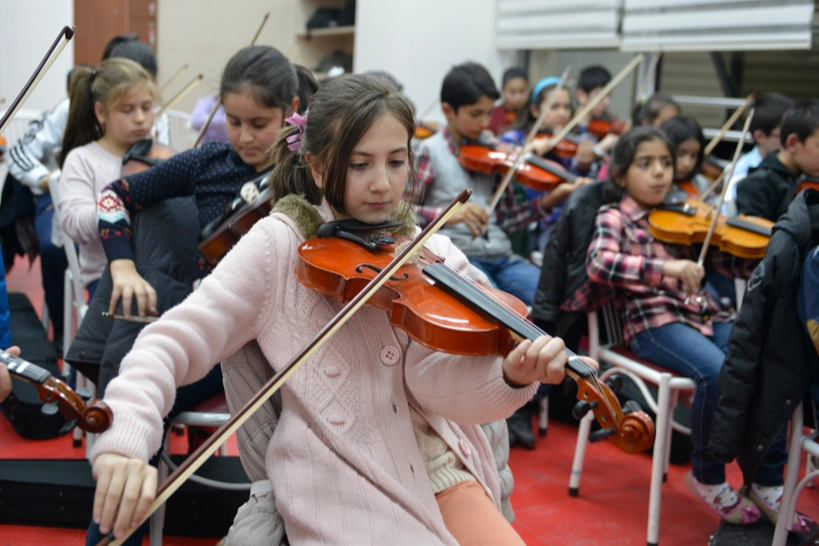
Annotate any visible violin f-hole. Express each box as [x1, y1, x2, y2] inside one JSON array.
[[355, 263, 409, 281]]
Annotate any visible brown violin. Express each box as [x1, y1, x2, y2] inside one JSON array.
[[121, 138, 177, 177], [414, 121, 440, 140], [648, 198, 773, 260], [2, 349, 112, 434], [458, 142, 577, 193], [587, 116, 627, 140], [535, 130, 580, 159], [799, 175, 819, 194], [198, 174, 273, 264], [296, 230, 655, 454]]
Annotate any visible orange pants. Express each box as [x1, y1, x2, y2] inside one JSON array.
[[435, 480, 526, 546]]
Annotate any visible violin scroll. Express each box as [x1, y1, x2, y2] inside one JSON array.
[[2, 350, 113, 433]]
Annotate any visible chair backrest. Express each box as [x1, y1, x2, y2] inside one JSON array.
[[166, 110, 196, 150], [587, 300, 628, 360], [47, 173, 86, 322]]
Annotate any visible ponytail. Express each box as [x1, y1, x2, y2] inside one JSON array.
[[293, 64, 319, 114], [59, 58, 158, 167], [270, 124, 322, 205]]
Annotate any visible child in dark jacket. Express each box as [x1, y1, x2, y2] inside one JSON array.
[[710, 189, 819, 530]]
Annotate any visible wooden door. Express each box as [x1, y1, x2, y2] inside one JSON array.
[[73, 0, 158, 66]]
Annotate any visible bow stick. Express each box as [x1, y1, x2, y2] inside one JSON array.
[[541, 54, 644, 156], [97, 189, 472, 545], [703, 94, 754, 158], [157, 74, 204, 117], [484, 66, 571, 216], [193, 12, 270, 148], [159, 63, 189, 93], [0, 26, 75, 136], [685, 109, 754, 305]]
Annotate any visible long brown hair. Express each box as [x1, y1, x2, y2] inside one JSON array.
[[270, 74, 416, 214], [59, 58, 158, 167]]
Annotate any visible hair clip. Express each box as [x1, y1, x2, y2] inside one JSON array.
[[285, 111, 308, 152]]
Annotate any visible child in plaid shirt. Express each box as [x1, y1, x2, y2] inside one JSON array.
[[586, 127, 761, 525]]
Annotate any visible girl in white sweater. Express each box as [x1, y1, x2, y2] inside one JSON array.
[[90, 74, 589, 545]]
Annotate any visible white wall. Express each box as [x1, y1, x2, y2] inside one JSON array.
[[0, 0, 74, 116], [354, 0, 517, 124]]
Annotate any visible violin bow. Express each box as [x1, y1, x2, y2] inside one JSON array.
[[192, 12, 270, 148], [157, 74, 204, 117], [0, 26, 75, 136], [685, 109, 754, 305], [159, 63, 189, 93], [703, 94, 754, 158], [97, 190, 473, 546], [485, 66, 572, 216], [542, 54, 644, 156], [634, 50, 662, 105]]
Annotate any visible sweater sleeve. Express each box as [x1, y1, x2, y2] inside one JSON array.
[[97, 148, 202, 262], [403, 234, 538, 425], [59, 150, 105, 245], [7, 99, 68, 194], [89, 218, 279, 463]]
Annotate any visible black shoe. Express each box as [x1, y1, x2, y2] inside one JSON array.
[[507, 406, 536, 450]]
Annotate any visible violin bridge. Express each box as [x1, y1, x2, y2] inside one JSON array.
[[394, 239, 420, 265]]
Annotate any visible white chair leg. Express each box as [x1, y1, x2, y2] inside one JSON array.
[[62, 270, 73, 359], [662, 390, 679, 482], [150, 436, 171, 546], [647, 373, 672, 546], [568, 411, 595, 496], [773, 402, 805, 546], [807, 447, 817, 488], [538, 395, 549, 436]]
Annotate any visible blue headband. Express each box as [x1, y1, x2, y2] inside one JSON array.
[[530, 77, 562, 104]]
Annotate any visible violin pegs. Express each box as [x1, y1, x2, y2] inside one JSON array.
[[572, 400, 598, 421], [40, 402, 59, 416], [604, 374, 624, 394], [622, 400, 643, 415], [589, 427, 616, 443]]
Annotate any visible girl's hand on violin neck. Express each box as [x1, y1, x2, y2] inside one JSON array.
[[598, 133, 619, 154], [539, 177, 592, 210], [447, 202, 489, 236], [110, 259, 158, 319], [92, 453, 157, 539], [576, 140, 597, 169], [662, 259, 705, 293], [0, 346, 20, 403], [503, 336, 572, 388]]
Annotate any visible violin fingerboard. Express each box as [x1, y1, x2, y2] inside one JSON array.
[[1, 351, 51, 384]]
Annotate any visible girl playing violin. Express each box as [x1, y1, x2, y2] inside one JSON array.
[[58, 58, 159, 300], [88, 73, 582, 545], [500, 77, 594, 252], [488, 67, 528, 136], [97, 46, 316, 318], [660, 114, 707, 197], [586, 126, 762, 525]]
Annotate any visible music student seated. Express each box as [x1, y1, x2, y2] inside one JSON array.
[[488, 67, 529, 136], [499, 77, 595, 253], [96, 45, 316, 318], [660, 114, 707, 197], [574, 65, 622, 154], [585, 126, 761, 524], [735, 100, 819, 222], [58, 58, 159, 301], [86, 73, 584, 545], [412, 62, 544, 306], [709, 188, 819, 532], [632, 93, 680, 128], [730, 93, 794, 182]]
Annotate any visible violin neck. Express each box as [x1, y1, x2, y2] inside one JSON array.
[[0, 350, 51, 384], [421, 263, 594, 379], [725, 216, 772, 237]]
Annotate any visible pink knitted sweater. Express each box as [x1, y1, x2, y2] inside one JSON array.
[[90, 201, 538, 545]]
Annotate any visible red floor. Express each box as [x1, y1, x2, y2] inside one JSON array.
[[2, 256, 819, 545]]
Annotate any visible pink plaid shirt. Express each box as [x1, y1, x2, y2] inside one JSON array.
[[586, 196, 756, 342]]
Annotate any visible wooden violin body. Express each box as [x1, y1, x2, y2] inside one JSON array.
[[2, 350, 112, 433], [534, 130, 579, 159], [458, 142, 575, 193], [799, 176, 819, 194], [648, 199, 773, 259], [198, 174, 273, 264], [296, 230, 655, 454], [587, 116, 627, 140], [121, 138, 177, 177], [414, 121, 440, 140]]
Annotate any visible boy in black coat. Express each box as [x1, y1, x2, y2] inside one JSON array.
[[736, 101, 819, 222], [710, 189, 819, 528]]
